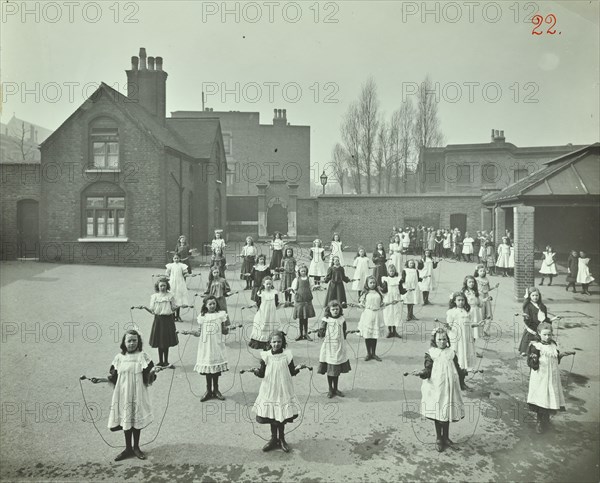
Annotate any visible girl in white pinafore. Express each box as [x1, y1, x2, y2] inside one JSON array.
[[417, 327, 465, 452], [166, 254, 189, 321], [329, 233, 345, 267], [388, 234, 403, 271], [381, 264, 405, 338], [418, 250, 438, 306], [318, 301, 351, 398], [539, 245, 557, 285], [461, 276, 482, 340], [357, 276, 386, 361], [308, 239, 327, 286], [401, 259, 423, 321], [446, 292, 475, 374], [576, 251, 594, 295], [351, 248, 370, 298], [249, 278, 282, 350], [496, 237, 511, 276]]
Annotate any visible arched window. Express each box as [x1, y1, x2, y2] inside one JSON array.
[[82, 182, 126, 238], [89, 117, 119, 169]]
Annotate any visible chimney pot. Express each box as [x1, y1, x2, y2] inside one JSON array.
[[139, 48, 147, 70], [282, 109, 287, 119], [148, 56, 155, 70], [131, 56, 139, 70], [273, 108, 278, 118], [500, 130, 504, 137], [156, 57, 163, 71]]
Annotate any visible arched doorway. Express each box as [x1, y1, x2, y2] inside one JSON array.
[[17, 199, 39, 258], [267, 198, 288, 235], [450, 213, 467, 234]]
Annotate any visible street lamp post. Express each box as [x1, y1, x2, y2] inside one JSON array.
[[320, 170, 328, 195]]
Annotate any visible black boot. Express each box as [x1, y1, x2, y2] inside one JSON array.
[[386, 326, 394, 338], [423, 291, 430, 305], [115, 429, 134, 461], [263, 424, 279, 451], [201, 375, 213, 402], [434, 421, 444, 452], [278, 424, 289, 453]]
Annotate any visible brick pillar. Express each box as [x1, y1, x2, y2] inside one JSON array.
[[256, 183, 268, 238], [481, 207, 492, 232], [287, 183, 298, 239], [494, 207, 506, 246], [514, 205, 535, 300]]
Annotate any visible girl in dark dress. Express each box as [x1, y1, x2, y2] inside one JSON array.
[[565, 249, 579, 292], [175, 235, 192, 274], [291, 265, 316, 341], [518, 287, 551, 356], [249, 254, 272, 302], [372, 242, 388, 285], [280, 248, 297, 305], [324, 256, 351, 308]]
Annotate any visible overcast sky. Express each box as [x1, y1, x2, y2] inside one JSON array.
[[2, 1, 599, 178]]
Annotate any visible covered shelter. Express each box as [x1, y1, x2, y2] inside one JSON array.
[[483, 143, 599, 299]]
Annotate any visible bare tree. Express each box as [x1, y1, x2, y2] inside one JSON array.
[[375, 119, 391, 193], [397, 100, 415, 189], [341, 102, 362, 194], [331, 143, 347, 194], [412, 75, 444, 159], [16, 121, 36, 162], [357, 78, 380, 194]]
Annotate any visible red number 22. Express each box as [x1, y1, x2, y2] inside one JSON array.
[[532, 14, 557, 35]]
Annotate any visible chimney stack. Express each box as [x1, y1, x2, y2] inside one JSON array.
[[491, 128, 506, 143], [126, 47, 168, 124], [139, 47, 147, 70], [273, 108, 288, 126]]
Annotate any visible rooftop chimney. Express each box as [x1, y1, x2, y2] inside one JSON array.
[[273, 108, 287, 127], [491, 128, 505, 143], [126, 47, 168, 124], [139, 48, 147, 70]]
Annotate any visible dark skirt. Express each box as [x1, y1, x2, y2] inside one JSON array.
[[324, 282, 347, 306], [251, 286, 260, 302], [518, 330, 538, 354], [373, 264, 388, 284], [241, 256, 255, 280], [281, 272, 295, 291], [149, 314, 179, 348], [248, 339, 270, 350], [566, 271, 578, 283], [292, 302, 316, 320], [256, 414, 298, 425], [270, 250, 283, 270], [317, 360, 351, 377]]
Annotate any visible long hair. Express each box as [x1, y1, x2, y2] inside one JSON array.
[[120, 329, 143, 354], [361, 275, 383, 303], [200, 295, 221, 316], [355, 246, 367, 259], [449, 291, 471, 312], [462, 275, 480, 298], [283, 247, 295, 259], [523, 287, 546, 311]]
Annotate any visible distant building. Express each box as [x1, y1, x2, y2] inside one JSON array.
[[0, 115, 52, 163], [171, 109, 310, 240], [417, 129, 586, 235], [1, 48, 227, 265]]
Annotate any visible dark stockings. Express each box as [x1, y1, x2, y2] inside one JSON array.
[[158, 347, 170, 365], [365, 339, 378, 356]]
